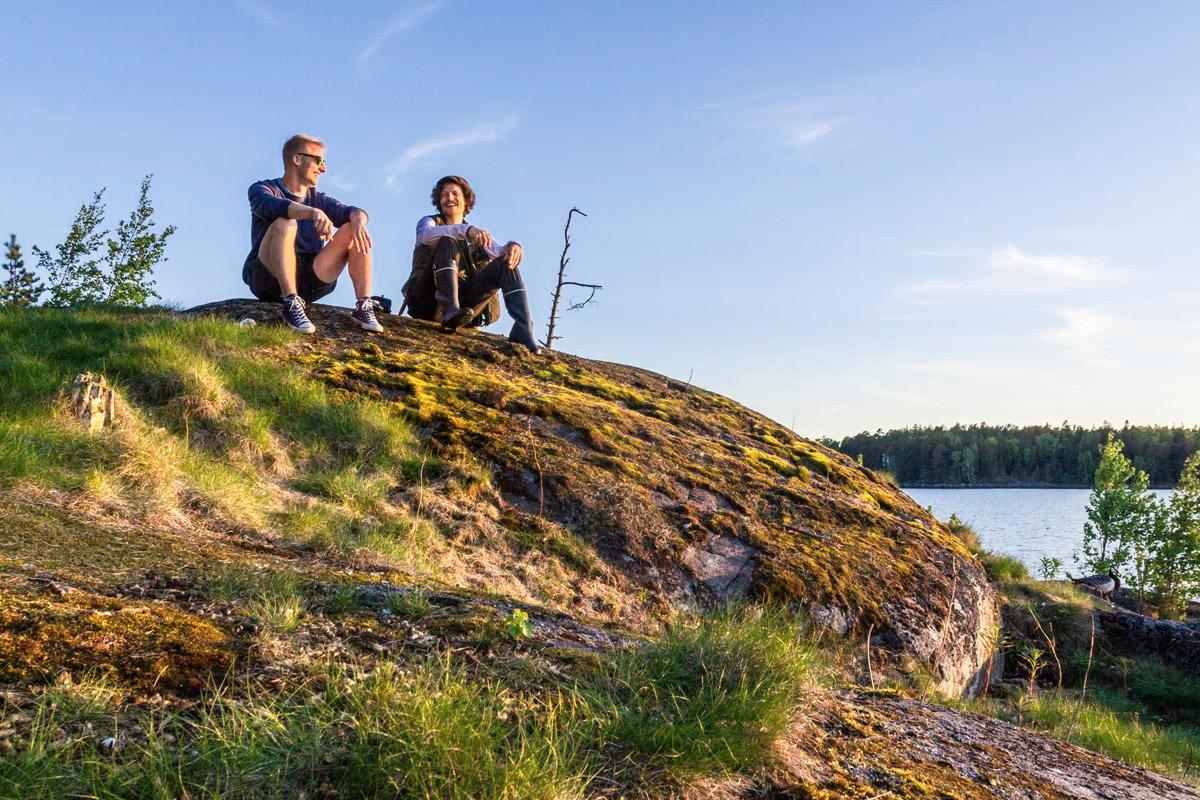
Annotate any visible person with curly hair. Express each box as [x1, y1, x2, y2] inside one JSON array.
[[401, 175, 539, 353]]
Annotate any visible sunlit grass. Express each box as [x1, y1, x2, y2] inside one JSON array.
[[956, 688, 1200, 782]]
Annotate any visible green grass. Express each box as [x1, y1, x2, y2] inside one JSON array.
[[957, 688, 1200, 782], [945, 513, 982, 554], [0, 307, 446, 573], [0, 606, 826, 797], [1092, 656, 1200, 726], [0, 306, 420, 495], [587, 606, 823, 778], [0, 657, 586, 800], [387, 588, 433, 620], [980, 550, 1030, 582]]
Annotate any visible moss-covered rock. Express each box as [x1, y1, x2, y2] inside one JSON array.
[[189, 300, 997, 694]]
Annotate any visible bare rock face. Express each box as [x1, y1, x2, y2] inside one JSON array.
[[187, 299, 999, 696], [766, 691, 1200, 799], [1099, 608, 1200, 676], [68, 372, 120, 432], [680, 533, 759, 598]]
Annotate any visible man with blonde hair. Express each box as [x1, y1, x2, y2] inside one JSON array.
[[243, 134, 381, 333]]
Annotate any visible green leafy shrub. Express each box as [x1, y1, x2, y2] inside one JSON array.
[[505, 608, 532, 640]]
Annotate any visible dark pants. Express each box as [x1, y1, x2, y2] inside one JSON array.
[[425, 236, 537, 347], [245, 252, 336, 303]]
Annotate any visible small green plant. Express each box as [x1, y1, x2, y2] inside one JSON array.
[[504, 608, 532, 640], [388, 589, 433, 620], [246, 573, 305, 634], [326, 583, 361, 614], [1038, 556, 1063, 580], [1021, 647, 1046, 694]]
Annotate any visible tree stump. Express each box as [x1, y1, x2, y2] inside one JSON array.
[[69, 373, 119, 432]]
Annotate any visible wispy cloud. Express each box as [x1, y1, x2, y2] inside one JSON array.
[[785, 119, 845, 149], [1042, 308, 1122, 366], [898, 245, 1120, 300], [241, 1, 284, 30], [358, 3, 441, 66], [699, 94, 850, 152], [385, 114, 518, 187]]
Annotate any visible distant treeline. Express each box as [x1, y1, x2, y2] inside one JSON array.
[[829, 424, 1200, 487]]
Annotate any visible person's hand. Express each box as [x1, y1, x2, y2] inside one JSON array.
[[348, 216, 373, 253], [467, 226, 495, 250], [310, 208, 334, 240], [502, 241, 523, 268]]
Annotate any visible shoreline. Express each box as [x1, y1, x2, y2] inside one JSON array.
[[901, 483, 1175, 490]]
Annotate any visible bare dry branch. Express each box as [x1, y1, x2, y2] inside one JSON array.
[[544, 207, 600, 349]]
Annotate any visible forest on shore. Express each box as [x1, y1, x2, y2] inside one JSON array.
[[830, 423, 1200, 487]]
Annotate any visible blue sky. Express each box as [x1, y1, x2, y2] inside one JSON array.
[[3, 2, 1199, 438]]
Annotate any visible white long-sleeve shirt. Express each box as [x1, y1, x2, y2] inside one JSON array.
[[415, 215, 512, 260]]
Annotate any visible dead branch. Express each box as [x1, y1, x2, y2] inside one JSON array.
[[562, 280, 603, 310], [544, 207, 600, 349]]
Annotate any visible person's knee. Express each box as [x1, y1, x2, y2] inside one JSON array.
[[432, 236, 459, 264], [268, 218, 298, 237]]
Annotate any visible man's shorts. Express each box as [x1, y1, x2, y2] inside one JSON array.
[[245, 252, 336, 303]]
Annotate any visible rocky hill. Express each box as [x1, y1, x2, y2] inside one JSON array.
[[195, 300, 996, 694], [0, 302, 1194, 798]]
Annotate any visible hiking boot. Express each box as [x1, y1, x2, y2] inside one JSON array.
[[352, 297, 384, 332], [434, 262, 475, 332], [281, 294, 316, 334], [500, 281, 540, 354]]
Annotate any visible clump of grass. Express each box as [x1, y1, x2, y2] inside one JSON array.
[[325, 583, 363, 614], [507, 524, 602, 576], [980, 551, 1029, 582], [327, 659, 585, 799], [387, 589, 433, 620], [1118, 657, 1200, 725], [201, 564, 265, 602], [289, 465, 392, 512], [246, 573, 305, 634], [589, 605, 822, 778]]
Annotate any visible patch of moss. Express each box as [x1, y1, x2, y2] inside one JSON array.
[[0, 588, 234, 694]]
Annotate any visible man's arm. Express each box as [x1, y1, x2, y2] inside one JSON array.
[[249, 182, 336, 237], [248, 181, 293, 221], [415, 216, 509, 260], [415, 215, 472, 246], [313, 192, 370, 250]]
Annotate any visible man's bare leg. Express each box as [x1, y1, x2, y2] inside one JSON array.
[[312, 224, 382, 331], [257, 218, 301, 297], [312, 224, 371, 298]]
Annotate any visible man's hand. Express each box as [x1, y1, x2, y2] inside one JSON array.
[[348, 213, 373, 253], [502, 241, 523, 268], [467, 226, 495, 251], [309, 208, 335, 240]]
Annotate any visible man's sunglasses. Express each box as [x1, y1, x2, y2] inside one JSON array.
[[298, 153, 326, 167]]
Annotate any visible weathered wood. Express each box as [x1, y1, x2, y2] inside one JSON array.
[[69, 372, 119, 432]]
